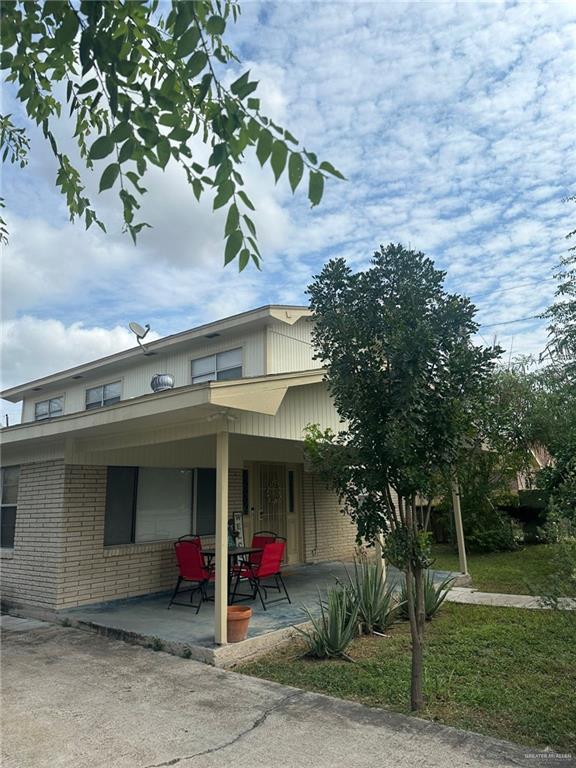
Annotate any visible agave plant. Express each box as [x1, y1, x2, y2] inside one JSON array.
[[398, 571, 454, 621], [344, 556, 400, 635], [297, 585, 359, 660]]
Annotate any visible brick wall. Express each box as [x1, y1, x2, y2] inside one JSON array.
[[2, 462, 244, 611], [3, 462, 357, 610], [302, 472, 357, 562], [1, 460, 66, 610], [57, 465, 244, 608]]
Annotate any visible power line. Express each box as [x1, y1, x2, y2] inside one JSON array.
[[480, 315, 540, 328]]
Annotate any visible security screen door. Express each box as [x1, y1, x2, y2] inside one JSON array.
[[258, 464, 286, 540]]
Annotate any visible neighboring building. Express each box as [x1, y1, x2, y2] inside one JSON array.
[[0, 305, 357, 635]]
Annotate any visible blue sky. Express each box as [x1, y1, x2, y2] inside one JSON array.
[[2, 1, 575, 422]]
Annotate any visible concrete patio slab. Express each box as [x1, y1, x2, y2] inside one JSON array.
[[3, 619, 565, 768], [57, 560, 458, 665]]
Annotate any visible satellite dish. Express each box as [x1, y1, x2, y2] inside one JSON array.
[[129, 321, 149, 339], [128, 321, 151, 354]]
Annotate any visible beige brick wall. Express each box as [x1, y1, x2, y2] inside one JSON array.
[[302, 472, 357, 562], [1, 460, 67, 610], [3, 462, 359, 610], [57, 465, 244, 608], [1, 461, 244, 610]]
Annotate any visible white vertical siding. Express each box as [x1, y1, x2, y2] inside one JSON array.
[[21, 328, 266, 422], [267, 318, 321, 374], [231, 382, 344, 441]]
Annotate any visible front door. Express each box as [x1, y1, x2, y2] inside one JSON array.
[[255, 463, 302, 564]]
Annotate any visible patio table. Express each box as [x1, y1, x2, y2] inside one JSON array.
[[201, 546, 262, 604]]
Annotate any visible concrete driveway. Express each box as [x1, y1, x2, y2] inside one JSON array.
[[1, 616, 565, 768]]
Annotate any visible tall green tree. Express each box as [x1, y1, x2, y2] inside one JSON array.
[[541, 252, 576, 377], [0, 0, 342, 266], [305, 244, 500, 711]]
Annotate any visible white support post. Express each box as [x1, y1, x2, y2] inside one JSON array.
[[451, 477, 468, 575], [214, 430, 229, 645]]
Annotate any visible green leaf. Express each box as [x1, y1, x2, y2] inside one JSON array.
[[58, 8, 79, 45], [238, 249, 250, 271], [176, 27, 200, 58], [174, 3, 194, 37], [270, 140, 288, 182], [247, 98, 260, 111], [206, 15, 226, 35], [187, 51, 208, 78], [0, 51, 13, 69], [256, 129, 273, 166], [284, 130, 299, 145], [118, 138, 135, 164], [159, 113, 179, 128], [237, 190, 255, 211], [319, 161, 346, 180], [230, 71, 250, 96], [225, 204, 239, 237], [99, 163, 120, 193], [308, 171, 324, 207], [111, 122, 131, 143], [89, 135, 114, 160], [224, 230, 242, 265], [213, 180, 235, 210], [304, 150, 318, 165], [77, 79, 98, 95], [169, 127, 192, 142], [288, 153, 304, 193], [157, 136, 171, 169], [243, 214, 256, 237], [79, 30, 93, 75]]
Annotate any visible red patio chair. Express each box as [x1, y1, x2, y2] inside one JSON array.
[[231, 539, 291, 611], [168, 539, 214, 613]]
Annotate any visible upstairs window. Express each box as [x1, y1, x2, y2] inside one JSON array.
[[191, 348, 242, 384], [85, 381, 122, 410], [1, 466, 20, 549], [34, 396, 64, 420]]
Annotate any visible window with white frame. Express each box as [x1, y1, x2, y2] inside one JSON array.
[[85, 381, 121, 410], [191, 348, 242, 384], [1, 466, 20, 548], [34, 396, 64, 421]]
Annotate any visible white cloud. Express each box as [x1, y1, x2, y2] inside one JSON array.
[[1, 0, 574, 407]]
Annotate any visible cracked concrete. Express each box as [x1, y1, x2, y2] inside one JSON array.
[[2, 620, 569, 768]]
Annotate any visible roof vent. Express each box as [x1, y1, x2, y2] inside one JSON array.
[[151, 374, 174, 393], [204, 332, 221, 339]]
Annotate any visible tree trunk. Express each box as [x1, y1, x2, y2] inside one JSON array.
[[412, 564, 426, 710], [405, 496, 426, 712], [406, 562, 425, 711]]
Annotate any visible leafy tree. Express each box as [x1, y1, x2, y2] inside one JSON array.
[[305, 244, 500, 710], [541, 252, 576, 376], [0, 0, 342, 266]]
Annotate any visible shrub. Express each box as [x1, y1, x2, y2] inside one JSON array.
[[343, 556, 400, 634], [398, 572, 454, 621], [298, 586, 359, 661]]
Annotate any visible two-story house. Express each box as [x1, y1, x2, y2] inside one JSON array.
[[0, 305, 358, 644]]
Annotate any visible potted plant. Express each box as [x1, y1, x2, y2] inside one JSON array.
[[227, 605, 252, 643]]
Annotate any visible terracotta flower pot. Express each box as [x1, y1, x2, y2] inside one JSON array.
[[227, 606, 252, 643]]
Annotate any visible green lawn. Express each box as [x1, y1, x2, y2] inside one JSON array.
[[239, 603, 576, 752], [432, 542, 574, 595]]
